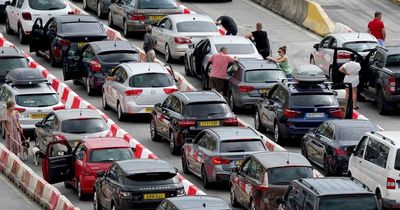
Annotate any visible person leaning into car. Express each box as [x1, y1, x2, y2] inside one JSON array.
[[208, 47, 237, 95], [339, 54, 361, 109], [143, 25, 157, 62]]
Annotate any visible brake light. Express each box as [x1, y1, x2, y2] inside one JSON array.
[[387, 177, 396, 189], [177, 120, 196, 127], [174, 37, 192, 44], [90, 60, 102, 72], [14, 107, 26, 113], [337, 52, 351, 59], [22, 12, 32, 20], [239, 85, 255, 93], [53, 105, 65, 111], [330, 109, 343, 118], [163, 88, 178, 94], [130, 14, 145, 21], [125, 89, 143, 96], [59, 39, 70, 47], [54, 135, 66, 141], [388, 76, 396, 94], [333, 148, 348, 156], [211, 157, 232, 165], [224, 118, 238, 125], [283, 109, 300, 118]]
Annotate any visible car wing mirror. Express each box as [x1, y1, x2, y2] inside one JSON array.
[[97, 170, 106, 178], [313, 43, 319, 50], [188, 44, 195, 49]]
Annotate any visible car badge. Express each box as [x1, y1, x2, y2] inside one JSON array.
[[314, 108, 318, 112], [151, 90, 156, 94], [37, 109, 42, 112], [85, 37, 88, 41]]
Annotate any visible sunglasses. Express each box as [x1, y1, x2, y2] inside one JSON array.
[[277, 51, 282, 53]]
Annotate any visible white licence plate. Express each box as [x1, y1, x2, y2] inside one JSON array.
[[306, 113, 325, 118]]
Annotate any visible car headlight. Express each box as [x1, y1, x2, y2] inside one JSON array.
[[57, 151, 65, 156], [177, 188, 185, 196], [120, 191, 131, 198]]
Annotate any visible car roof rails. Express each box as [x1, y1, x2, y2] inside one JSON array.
[[298, 179, 320, 195], [370, 131, 396, 146], [349, 177, 371, 191], [6, 68, 47, 86], [375, 45, 389, 52]]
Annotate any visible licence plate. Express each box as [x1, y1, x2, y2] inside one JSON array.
[[236, 160, 243, 166], [30, 113, 48, 119], [144, 108, 153, 113], [199, 121, 220, 127], [260, 89, 270, 94], [143, 193, 165, 200], [149, 15, 164, 21], [77, 42, 87, 48], [306, 113, 325, 118]]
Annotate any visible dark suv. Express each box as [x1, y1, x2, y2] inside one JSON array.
[[150, 91, 238, 155], [277, 177, 381, 210]]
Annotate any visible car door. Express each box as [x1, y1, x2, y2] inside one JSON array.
[[284, 184, 307, 210], [104, 67, 119, 109], [109, 67, 127, 110], [100, 164, 119, 210], [80, 46, 96, 80], [349, 136, 368, 178], [264, 86, 284, 130], [367, 50, 384, 95], [307, 122, 327, 164], [74, 143, 86, 185], [191, 133, 210, 175], [42, 140, 73, 184], [233, 157, 253, 206], [8, 0, 21, 31], [315, 123, 335, 166], [190, 39, 206, 75], [186, 132, 205, 174], [113, 0, 126, 27], [154, 95, 172, 137], [153, 18, 168, 52], [29, 18, 46, 53], [36, 113, 56, 152], [227, 63, 241, 101], [314, 36, 333, 74]]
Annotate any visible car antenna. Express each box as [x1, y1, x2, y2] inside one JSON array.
[[114, 40, 117, 47], [203, 203, 206, 208], [80, 109, 82, 116], [357, 32, 360, 38], [148, 63, 151, 71], [287, 152, 290, 164]]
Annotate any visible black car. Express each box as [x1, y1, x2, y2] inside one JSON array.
[[0, 47, 29, 84], [63, 40, 140, 95], [29, 15, 107, 67], [277, 177, 381, 210], [150, 91, 239, 155], [157, 196, 231, 210], [94, 159, 185, 210], [301, 119, 379, 176]]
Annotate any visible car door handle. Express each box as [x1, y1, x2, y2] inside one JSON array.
[[359, 160, 362, 163]]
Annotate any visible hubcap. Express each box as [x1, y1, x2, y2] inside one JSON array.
[[97, 3, 101, 16], [83, 0, 86, 8], [274, 124, 279, 142], [86, 78, 91, 94], [19, 28, 22, 41], [124, 22, 128, 35], [165, 45, 170, 61], [78, 181, 81, 197], [108, 13, 112, 25], [102, 95, 106, 108], [202, 168, 207, 185], [118, 104, 122, 118]]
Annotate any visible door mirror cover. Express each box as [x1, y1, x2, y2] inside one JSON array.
[[313, 43, 319, 50]]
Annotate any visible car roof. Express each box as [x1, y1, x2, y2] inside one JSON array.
[[122, 62, 169, 75], [54, 109, 103, 121], [252, 152, 311, 168], [174, 91, 225, 104], [0, 47, 24, 57], [372, 131, 400, 145], [55, 15, 99, 23], [207, 127, 260, 141], [381, 46, 400, 55], [208, 36, 253, 44], [168, 14, 214, 23], [117, 159, 175, 175], [280, 82, 333, 94], [237, 59, 280, 70], [5, 82, 56, 95], [297, 177, 374, 196], [167, 196, 230, 209], [89, 41, 137, 54], [326, 119, 377, 128], [331, 32, 377, 43], [82, 138, 130, 150]]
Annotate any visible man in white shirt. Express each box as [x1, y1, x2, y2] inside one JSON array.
[[339, 54, 361, 109]]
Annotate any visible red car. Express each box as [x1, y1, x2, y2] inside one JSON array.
[[42, 137, 134, 200]]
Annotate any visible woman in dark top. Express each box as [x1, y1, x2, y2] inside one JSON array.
[[216, 16, 238, 35], [245, 22, 270, 59]]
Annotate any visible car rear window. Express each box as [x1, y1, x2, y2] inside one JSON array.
[[138, 0, 178, 9], [177, 21, 218, 33], [386, 54, 400, 67], [186, 102, 230, 118], [89, 148, 132, 163], [338, 126, 377, 141], [61, 22, 104, 34], [267, 166, 313, 185], [220, 139, 265, 153], [129, 73, 174, 87], [245, 69, 286, 83], [0, 58, 29, 75], [15, 94, 59, 107], [98, 51, 139, 63], [61, 118, 107, 133], [342, 41, 378, 52], [291, 94, 338, 107], [318, 195, 378, 210], [28, 0, 67, 10], [214, 44, 255, 54]]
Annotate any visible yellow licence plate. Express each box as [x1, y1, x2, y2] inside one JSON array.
[[260, 89, 270, 94], [149, 15, 164, 21], [77, 42, 87, 48], [236, 160, 243, 166], [144, 108, 153, 113], [143, 193, 165, 200], [30, 113, 48, 119], [199, 121, 220, 127]]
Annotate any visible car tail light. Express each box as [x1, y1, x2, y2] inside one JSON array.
[[337, 52, 351, 59], [387, 177, 396, 189], [53, 105, 65, 111], [90, 60, 102, 72], [163, 88, 178, 94], [130, 14, 145, 21], [14, 107, 26, 113], [212, 157, 232, 165], [125, 89, 143, 96], [224, 118, 238, 126], [283, 109, 300, 118], [177, 120, 196, 127], [333, 148, 349, 156], [22, 12, 32, 20], [330, 109, 343, 118], [174, 37, 192, 44], [239, 85, 255, 93], [54, 135, 66, 141], [388, 76, 396, 94]]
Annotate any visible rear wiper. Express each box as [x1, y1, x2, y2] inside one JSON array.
[[228, 150, 245, 153], [208, 112, 222, 116], [48, 7, 62, 10], [314, 104, 328, 107]]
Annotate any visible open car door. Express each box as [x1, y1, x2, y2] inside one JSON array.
[[30, 18, 45, 53], [42, 141, 74, 184], [62, 44, 83, 81]]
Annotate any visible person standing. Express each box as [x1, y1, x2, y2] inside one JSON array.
[[368, 11, 386, 46], [143, 25, 157, 62], [208, 47, 237, 95], [1, 101, 22, 156], [216, 16, 238, 35], [267, 46, 292, 78], [245, 22, 271, 59], [339, 54, 361, 109]]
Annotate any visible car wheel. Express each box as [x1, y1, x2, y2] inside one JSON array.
[[117, 103, 126, 121], [376, 190, 383, 209], [150, 119, 161, 142], [201, 165, 211, 189], [97, 2, 104, 18], [184, 55, 192, 76], [77, 180, 86, 200], [254, 110, 265, 132], [169, 131, 179, 155], [18, 25, 27, 44], [229, 92, 236, 111], [377, 89, 391, 115], [93, 191, 101, 210], [63, 181, 72, 189], [181, 153, 191, 174], [102, 92, 110, 110], [301, 139, 308, 159], [5, 16, 13, 35], [323, 155, 331, 176], [273, 122, 283, 144], [230, 184, 240, 207], [82, 0, 88, 10], [111, 203, 117, 210], [165, 44, 172, 63], [86, 77, 95, 96], [123, 20, 130, 37], [108, 11, 114, 27], [310, 56, 315, 64]]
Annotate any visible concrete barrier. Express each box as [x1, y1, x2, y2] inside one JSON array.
[[302, 1, 335, 36], [250, 0, 307, 24], [334, 22, 354, 33]]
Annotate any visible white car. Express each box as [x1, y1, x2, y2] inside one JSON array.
[[348, 131, 400, 209], [102, 62, 178, 121], [5, 0, 72, 44]]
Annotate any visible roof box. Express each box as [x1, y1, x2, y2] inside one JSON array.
[[6, 68, 47, 85], [292, 64, 326, 83]]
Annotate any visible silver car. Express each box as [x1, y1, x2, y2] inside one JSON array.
[[152, 14, 221, 62], [102, 62, 178, 121], [82, 0, 111, 18]]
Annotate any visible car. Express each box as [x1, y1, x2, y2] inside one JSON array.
[[152, 14, 220, 62], [93, 159, 185, 210], [4, 0, 72, 44], [301, 119, 379, 176], [150, 91, 239, 155], [348, 131, 400, 209], [277, 177, 381, 210], [181, 127, 266, 188], [226, 58, 286, 110], [29, 15, 108, 67], [230, 152, 314, 210], [63, 40, 140, 95], [254, 64, 343, 144], [310, 32, 378, 78], [156, 196, 231, 210], [0, 0, 7, 20], [0, 68, 64, 137], [82, 0, 110, 18], [108, 0, 182, 37], [41, 137, 134, 200], [0, 47, 30, 84], [184, 36, 263, 89], [102, 62, 178, 121]]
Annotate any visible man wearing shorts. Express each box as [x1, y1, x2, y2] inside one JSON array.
[[208, 47, 236, 95]]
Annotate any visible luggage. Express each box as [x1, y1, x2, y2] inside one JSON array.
[[292, 64, 327, 83]]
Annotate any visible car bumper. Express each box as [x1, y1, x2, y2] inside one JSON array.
[[126, 20, 158, 32], [385, 94, 400, 103], [382, 197, 400, 209], [118, 197, 171, 210], [234, 95, 260, 108], [90, 75, 106, 90], [80, 176, 96, 194], [170, 44, 189, 59], [123, 101, 155, 114]]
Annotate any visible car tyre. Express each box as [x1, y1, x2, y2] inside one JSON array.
[[377, 89, 391, 115], [123, 20, 131, 38], [169, 131, 180, 155], [82, 0, 88, 10], [323, 154, 331, 176], [201, 165, 211, 189], [5, 16, 13, 35], [86, 77, 95, 96], [181, 153, 191, 174], [254, 110, 265, 132], [201, 72, 209, 90], [310, 56, 315, 64], [64, 181, 72, 189], [150, 119, 161, 142], [102, 91, 110, 110], [230, 185, 240, 207], [376, 190, 383, 209], [18, 25, 28, 44], [273, 122, 283, 144], [49, 49, 58, 67], [184, 55, 192, 76], [108, 11, 114, 27], [165, 44, 173, 63], [117, 103, 126, 121], [77, 180, 86, 200], [93, 191, 101, 210]]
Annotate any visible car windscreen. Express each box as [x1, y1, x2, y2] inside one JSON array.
[[214, 44, 255, 54], [0, 58, 29, 75], [98, 51, 139, 63], [338, 126, 376, 141], [15, 94, 59, 107], [177, 21, 218, 33], [138, 0, 178, 9], [267, 166, 313, 185], [291, 94, 338, 107], [89, 148, 132, 163], [61, 22, 104, 34], [245, 69, 286, 83], [129, 73, 174, 87], [28, 0, 67, 10], [220, 139, 265, 153], [61, 118, 107, 133], [186, 102, 230, 118], [318, 195, 378, 210], [342, 41, 378, 52], [386, 54, 400, 67]]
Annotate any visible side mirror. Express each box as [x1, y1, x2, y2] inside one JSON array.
[[174, 167, 179, 173], [35, 122, 43, 127], [5, 1, 10, 6], [154, 103, 161, 108], [188, 44, 195, 49], [313, 43, 319, 50], [97, 170, 106, 177], [232, 167, 239, 173], [185, 138, 193, 143], [276, 196, 284, 204]]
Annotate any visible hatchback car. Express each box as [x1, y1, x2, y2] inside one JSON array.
[[41, 138, 133, 200], [93, 159, 185, 210], [182, 127, 266, 188], [0, 47, 29, 85], [5, 0, 72, 43], [157, 196, 231, 210], [108, 0, 182, 37], [29, 15, 107, 67], [102, 62, 178, 121], [230, 152, 314, 210], [152, 14, 220, 62], [82, 0, 110, 18], [63, 40, 140, 95], [150, 91, 238, 155]]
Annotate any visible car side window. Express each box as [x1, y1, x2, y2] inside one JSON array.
[[82, 47, 95, 61], [270, 87, 282, 102], [197, 134, 209, 149], [16, 0, 24, 8], [304, 192, 315, 210], [331, 38, 337, 48], [241, 158, 253, 174], [317, 122, 328, 136], [43, 114, 55, 129], [287, 185, 306, 210], [364, 138, 389, 168], [234, 67, 243, 80], [107, 164, 119, 181], [205, 134, 217, 151], [372, 51, 384, 68], [0, 87, 6, 101], [162, 95, 172, 109], [50, 117, 59, 131], [158, 18, 168, 28], [75, 144, 86, 160], [10, 0, 16, 6], [128, 0, 136, 7], [119, 69, 128, 83], [164, 19, 172, 30], [204, 42, 211, 55], [323, 124, 334, 139], [169, 96, 182, 114], [227, 63, 239, 76], [48, 20, 57, 34], [355, 136, 368, 158]]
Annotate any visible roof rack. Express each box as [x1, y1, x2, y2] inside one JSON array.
[[6, 68, 47, 86], [370, 131, 395, 146], [292, 64, 327, 83], [349, 177, 371, 191]]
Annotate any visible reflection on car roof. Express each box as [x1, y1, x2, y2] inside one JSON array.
[[54, 109, 103, 121], [253, 152, 311, 169]]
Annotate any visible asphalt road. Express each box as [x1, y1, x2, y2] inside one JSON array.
[[0, 0, 400, 209]]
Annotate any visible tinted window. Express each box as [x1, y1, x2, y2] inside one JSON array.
[[61, 22, 104, 34], [0, 58, 29, 75], [214, 44, 255, 54], [364, 139, 389, 168], [15, 94, 59, 107], [291, 94, 338, 107], [220, 140, 265, 153], [386, 54, 400, 67], [98, 51, 139, 63], [245, 69, 286, 83], [318, 195, 378, 210], [394, 149, 400, 170], [267, 167, 313, 185], [28, 0, 67, 10], [89, 148, 132, 163], [185, 103, 230, 118], [61, 118, 107, 133], [342, 41, 378, 52], [138, 0, 178, 9], [355, 136, 368, 158], [176, 21, 218, 33], [338, 126, 377, 141], [127, 172, 179, 185], [129, 73, 174, 87]]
